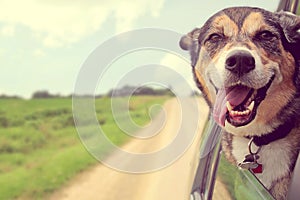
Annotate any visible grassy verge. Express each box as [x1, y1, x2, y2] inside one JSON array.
[[0, 96, 169, 200], [216, 154, 237, 199], [217, 153, 273, 200]]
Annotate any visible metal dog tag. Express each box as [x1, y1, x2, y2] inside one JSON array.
[[238, 138, 263, 173], [238, 154, 259, 170]]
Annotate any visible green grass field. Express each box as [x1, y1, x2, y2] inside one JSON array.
[[0, 96, 169, 200]]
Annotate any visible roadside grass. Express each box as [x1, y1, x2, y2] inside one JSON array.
[[217, 155, 236, 199], [0, 96, 169, 200], [217, 154, 273, 200]]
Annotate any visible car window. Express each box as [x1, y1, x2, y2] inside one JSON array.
[[190, 117, 275, 200], [214, 154, 275, 200]]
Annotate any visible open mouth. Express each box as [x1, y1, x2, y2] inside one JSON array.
[[225, 86, 255, 126], [213, 75, 275, 127]]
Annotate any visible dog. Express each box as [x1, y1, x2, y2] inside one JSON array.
[[180, 7, 300, 200]]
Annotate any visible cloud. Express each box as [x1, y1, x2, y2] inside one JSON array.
[[113, 1, 164, 33], [33, 49, 46, 57], [159, 53, 198, 96], [0, 0, 164, 48]]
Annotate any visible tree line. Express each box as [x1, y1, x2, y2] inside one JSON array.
[[106, 85, 174, 97], [0, 86, 178, 99]]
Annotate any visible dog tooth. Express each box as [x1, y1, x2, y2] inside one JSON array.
[[226, 101, 233, 111], [247, 101, 255, 111], [231, 111, 235, 116]]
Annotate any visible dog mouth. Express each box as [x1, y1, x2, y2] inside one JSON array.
[[213, 75, 275, 127]]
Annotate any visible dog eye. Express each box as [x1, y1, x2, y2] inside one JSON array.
[[257, 31, 276, 41], [207, 33, 223, 43]]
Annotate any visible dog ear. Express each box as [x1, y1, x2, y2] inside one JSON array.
[[277, 11, 300, 47], [179, 28, 201, 67], [277, 11, 300, 87], [276, 11, 300, 58]]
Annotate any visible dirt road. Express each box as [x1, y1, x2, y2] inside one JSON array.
[[49, 98, 226, 200]]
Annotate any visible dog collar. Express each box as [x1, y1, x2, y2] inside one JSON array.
[[245, 120, 294, 146], [239, 120, 294, 174]]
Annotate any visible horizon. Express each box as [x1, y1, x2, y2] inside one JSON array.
[[1, 84, 181, 99]]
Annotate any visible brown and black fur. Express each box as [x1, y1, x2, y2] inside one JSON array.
[[180, 7, 300, 200]]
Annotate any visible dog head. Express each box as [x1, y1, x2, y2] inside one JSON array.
[[180, 7, 300, 136]]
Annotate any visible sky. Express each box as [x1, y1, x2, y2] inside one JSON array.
[[0, 0, 279, 98]]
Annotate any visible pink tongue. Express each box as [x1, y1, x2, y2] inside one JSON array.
[[213, 86, 251, 126]]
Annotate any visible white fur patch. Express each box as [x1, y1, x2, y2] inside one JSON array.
[[255, 139, 292, 188], [232, 136, 292, 189], [232, 136, 250, 162]]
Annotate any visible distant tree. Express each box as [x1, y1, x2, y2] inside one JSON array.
[[32, 91, 52, 99], [0, 94, 21, 99], [31, 91, 65, 99], [106, 89, 113, 97], [95, 94, 103, 98], [154, 88, 174, 96], [134, 86, 155, 95], [106, 85, 175, 97]]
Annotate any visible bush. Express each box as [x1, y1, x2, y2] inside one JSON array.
[[0, 116, 9, 127]]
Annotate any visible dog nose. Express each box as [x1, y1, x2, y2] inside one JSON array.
[[225, 51, 255, 75]]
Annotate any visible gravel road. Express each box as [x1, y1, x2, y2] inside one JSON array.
[[49, 98, 231, 200]]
